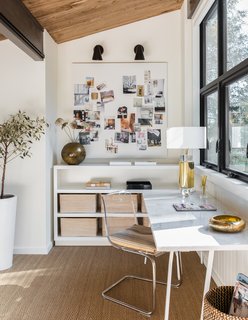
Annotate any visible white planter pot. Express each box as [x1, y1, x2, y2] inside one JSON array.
[[0, 195, 17, 270]]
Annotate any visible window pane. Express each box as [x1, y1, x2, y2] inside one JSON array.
[[226, 75, 248, 174], [205, 6, 218, 84], [205, 91, 219, 164], [226, 0, 248, 70]]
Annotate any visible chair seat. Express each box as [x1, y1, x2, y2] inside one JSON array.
[[110, 224, 157, 254]]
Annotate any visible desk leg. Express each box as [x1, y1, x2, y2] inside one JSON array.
[[200, 250, 214, 320], [164, 251, 174, 320]]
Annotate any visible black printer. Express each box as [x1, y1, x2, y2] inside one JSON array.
[[126, 180, 152, 190]]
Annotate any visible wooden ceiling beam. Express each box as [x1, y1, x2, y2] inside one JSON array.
[[187, 0, 201, 19], [0, 0, 44, 60], [22, 0, 183, 44], [53, 4, 182, 43]]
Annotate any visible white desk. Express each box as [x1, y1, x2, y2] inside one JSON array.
[[143, 189, 248, 320]]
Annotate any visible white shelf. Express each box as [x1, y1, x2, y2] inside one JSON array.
[[55, 163, 177, 169], [54, 163, 176, 246], [57, 212, 148, 218]]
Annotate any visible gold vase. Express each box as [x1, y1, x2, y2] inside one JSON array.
[[61, 142, 86, 165]]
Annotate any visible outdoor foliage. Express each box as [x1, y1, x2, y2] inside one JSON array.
[[206, 0, 248, 171], [0, 111, 48, 198]]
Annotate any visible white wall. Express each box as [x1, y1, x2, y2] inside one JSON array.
[[0, 32, 57, 254], [44, 31, 58, 250], [182, 0, 248, 286], [57, 11, 184, 163], [0, 40, 47, 253]]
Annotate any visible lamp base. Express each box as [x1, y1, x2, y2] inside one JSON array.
[[179, 156, 194, 190], [181, 188, 191, 199]]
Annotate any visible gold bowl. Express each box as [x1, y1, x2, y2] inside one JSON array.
[[209, 215, 246, 233]]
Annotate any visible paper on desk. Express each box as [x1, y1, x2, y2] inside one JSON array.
[[151, 212, 196, 224]]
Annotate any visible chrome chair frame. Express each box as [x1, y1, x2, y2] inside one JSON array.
[[101, 191, 183, 317]]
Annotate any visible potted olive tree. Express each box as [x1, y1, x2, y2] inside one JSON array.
[[0, 111, 47, 270]]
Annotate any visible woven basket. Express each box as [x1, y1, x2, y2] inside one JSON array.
[[204, 286, 247, 320]]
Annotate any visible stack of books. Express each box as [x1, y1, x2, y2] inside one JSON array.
[[85, 180, 111, 189]]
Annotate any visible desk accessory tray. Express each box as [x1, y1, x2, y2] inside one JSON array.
[[173, 202, 217, 212]]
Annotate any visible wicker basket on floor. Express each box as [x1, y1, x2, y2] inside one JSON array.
[[203, 286, 246, 320]]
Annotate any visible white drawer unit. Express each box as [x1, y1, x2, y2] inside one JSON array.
[[54, 162, 178, 246]]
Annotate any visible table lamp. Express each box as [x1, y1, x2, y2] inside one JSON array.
[[167, 127, 206, 197]]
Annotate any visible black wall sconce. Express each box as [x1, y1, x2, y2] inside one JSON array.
[[134, 44, 145, 60], [92, 45, 104, 60]]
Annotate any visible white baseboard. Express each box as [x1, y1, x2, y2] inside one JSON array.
[[197, 251, 224, 287], [211, 268, 224, 286], [14, 241, 54, 255]]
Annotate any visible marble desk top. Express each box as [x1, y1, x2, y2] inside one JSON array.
[[143, 189, 248, 252]]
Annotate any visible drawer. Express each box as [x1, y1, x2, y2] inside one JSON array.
[[59, 194, 96, 213], [101, 194, 138, 213], [60, 218, 97, 237], [102, 217, 135, 236], [141, 195, 147, 213], [142, 217, 151, 227]]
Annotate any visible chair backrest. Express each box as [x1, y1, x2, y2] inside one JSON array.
[[101, 191, 138, 243]]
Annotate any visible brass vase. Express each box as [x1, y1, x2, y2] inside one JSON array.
[[61, 142, 86, 165]]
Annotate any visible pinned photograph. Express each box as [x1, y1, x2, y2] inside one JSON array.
[[140, 107, 153, 120], [134, 123, 141, 132], [74, 84, 89, 106], [117, 106, 128, 118], [147, 129, 161, 147], [144, 70, 151, 83], [86, 121, 100, 129], [137, 85, 144, 97], [86, 77, 94, 87], [137, 107, 153, 126], [105, 138, 118, 153], [96, 101, 104, 110], [152, 79, 164, 98], [114, 132, 129, 143], [133, 97, 143, 108], [138, 118, 152, 126], [96, 83, 106, 90], [130, 132, 136, 143], [121, 113, 135, 133], [82, 111, 88, 121], [86, 111, 100, 121], [91, 92, 99, 100], [81, 102, 93, 111], [144, 81, 153, 96], [79, 132, 91, 145], [154, 97, 165, 112], [154, 113, 164, 125], [104, 118, 115, 130], [73, 110, 84, 129], [144, 95, 154, 105], [90, 130, 99, 142], [100, 90, 114, 104], [123, 75, 136, 94], [136, 130, 147, 151], [74, 84, 89, 95]]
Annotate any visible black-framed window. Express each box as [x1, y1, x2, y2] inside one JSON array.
[[200, 0, 248, 182]]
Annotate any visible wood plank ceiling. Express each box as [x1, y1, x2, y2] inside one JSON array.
[[17, 0, 184, 44]]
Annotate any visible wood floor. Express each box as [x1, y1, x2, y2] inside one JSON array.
[[0, 247, 215, 320]]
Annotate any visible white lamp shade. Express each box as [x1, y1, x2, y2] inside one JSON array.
[[167, 127, 206, 149]]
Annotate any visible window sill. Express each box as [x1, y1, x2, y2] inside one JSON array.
[[195, 166, 248, 202]]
